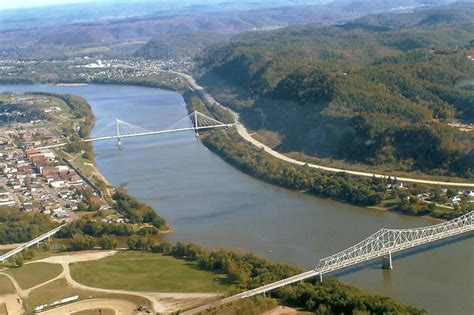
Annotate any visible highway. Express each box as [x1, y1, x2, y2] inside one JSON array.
[[0, 224, 67, 262], [171, 71, 474, 188]]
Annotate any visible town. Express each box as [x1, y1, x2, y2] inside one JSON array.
[[0, 57, 192, 86], [0, 92, 111, 223]]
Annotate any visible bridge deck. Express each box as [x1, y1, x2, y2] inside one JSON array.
[[183, 211, 473, 314]]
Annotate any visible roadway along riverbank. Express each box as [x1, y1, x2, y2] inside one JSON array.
[[169, 70, 474, 188]]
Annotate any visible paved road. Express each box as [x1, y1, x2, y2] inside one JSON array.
[[171, 71, 474, 188]]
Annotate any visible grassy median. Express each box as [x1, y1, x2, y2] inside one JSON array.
[[6, 262, 63, 289]]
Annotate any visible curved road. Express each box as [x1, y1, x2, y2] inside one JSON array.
[[169, 71, 474, 188]]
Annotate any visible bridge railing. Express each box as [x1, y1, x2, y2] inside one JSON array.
[[316, 211, 473, 273]]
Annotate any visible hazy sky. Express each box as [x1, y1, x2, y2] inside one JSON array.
[[0, 0, 94, 10]]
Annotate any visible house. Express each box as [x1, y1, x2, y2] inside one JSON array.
[[49, 180, 65, 189], [464, 190, 474, 197], [22, 202, 34, 211], [451, 196, 462, 205]]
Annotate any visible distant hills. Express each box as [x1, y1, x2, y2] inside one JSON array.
[[1, 0, 465, 59], [197, 3, 474, 177], [343, 1, 474, 29]]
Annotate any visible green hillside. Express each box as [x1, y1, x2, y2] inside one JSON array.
[[134, 33, 228, 59], [197, 3, 474, 178]]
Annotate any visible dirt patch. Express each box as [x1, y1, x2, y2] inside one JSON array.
[[36, 251, 117, 265], [0, 294, 25, 315], [74, 309, 115, 315], [40, 298, 139, 315], [0, 244, 22, 251], [263, 306, 311, 315]]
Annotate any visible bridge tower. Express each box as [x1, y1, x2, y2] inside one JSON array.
[[115, 118, 122, 146], [382, 252, 393, 269], [194, 111, 199, 137]]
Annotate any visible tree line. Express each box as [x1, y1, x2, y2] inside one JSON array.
[[202, 130, 386, 207], [124, 237, 426, 314]]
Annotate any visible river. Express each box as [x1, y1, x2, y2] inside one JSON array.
[[1, 84, 472, 314]]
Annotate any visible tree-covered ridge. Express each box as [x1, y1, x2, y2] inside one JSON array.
[[134, 33, 228, 59], [198, 3, 474, 177]]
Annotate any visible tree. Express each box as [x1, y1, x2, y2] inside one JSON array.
[[69, 234, 96, 251], [98, 236, 118, 249]]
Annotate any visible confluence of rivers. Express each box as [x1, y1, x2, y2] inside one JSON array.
[[1, 84, 472, 315]]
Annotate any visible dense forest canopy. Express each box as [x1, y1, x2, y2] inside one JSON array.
[[0, 207, 57, 244], [198, 3, 474, 178]]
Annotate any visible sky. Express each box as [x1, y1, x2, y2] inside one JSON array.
[[0, 0, 94, 10]]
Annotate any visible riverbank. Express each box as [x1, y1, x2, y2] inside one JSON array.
[[176, 71, 474, 187], [175, 74, 472, 220]]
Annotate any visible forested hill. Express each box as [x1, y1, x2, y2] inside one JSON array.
[[134, 33, 228, 59], [197, 3, 474, 178]]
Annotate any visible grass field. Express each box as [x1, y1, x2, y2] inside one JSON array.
[[24, 278, 150, 313], [70, 251, 233, 293], [0, 275, 16, 294], [6, 262, 63, 289]]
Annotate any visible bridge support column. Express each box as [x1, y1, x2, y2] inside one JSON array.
[[318, 273, 323, 283], [194, 111, 199, 137], [115, 118, 122, 146], [382, 253, 393, 269]]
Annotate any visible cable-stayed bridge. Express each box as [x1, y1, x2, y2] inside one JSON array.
[[183, 211, 474, 314], [86, 111, 234, 145]]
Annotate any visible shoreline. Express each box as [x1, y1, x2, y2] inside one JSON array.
[[5, 82, 462, 224], [48, 83, 88, 87]]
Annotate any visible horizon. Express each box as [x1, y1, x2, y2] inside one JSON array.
[[0, 0, 323, 11]]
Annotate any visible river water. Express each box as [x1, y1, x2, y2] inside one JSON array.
[[1, 84, 472, 314]]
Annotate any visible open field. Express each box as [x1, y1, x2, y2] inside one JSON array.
[[6, 262, 63, 289], [24, 278, 151, 313], [0, 275, 15, 295], [70, 251, 233, 293]]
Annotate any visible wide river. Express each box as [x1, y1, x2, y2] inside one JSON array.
[[1, 84, 472, 314]]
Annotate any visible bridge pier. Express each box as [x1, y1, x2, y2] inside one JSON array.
[[194, 111, 199, 137], [382, 252, 393, 269]]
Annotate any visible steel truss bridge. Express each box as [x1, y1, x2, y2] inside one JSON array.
[[85, 111, 234, 145], [184, 211, 474, 314]]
